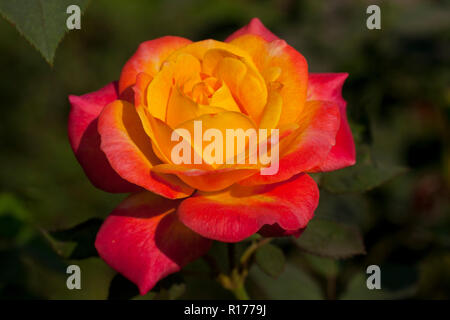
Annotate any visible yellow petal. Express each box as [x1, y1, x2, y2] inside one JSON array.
[[230, 34, 308, 127], [258, 86, 283, 130], [209, 82, 240, 112]]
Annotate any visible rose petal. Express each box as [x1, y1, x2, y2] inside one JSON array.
[[230, 34, 308, 127], [135, 105, 206, 167], [169, 40, 268, 123], [152, 164, 258, 192], [133, 72, 153, 107], [208, 81, 241, 112], [166, 86, 226, 128], [259, 86, 283, 129], [146, 53, 203, 121], [118, 36, 192, 101], [95, 192, 212, 295], [98, 100, 194, 199], [225, 18, 279, 42], [68, 82, 141, 193], [240, 100, 340, 186], [175, 111, 257, 166], [210, 52, 267, 122], [178, 173, 319, 242], [307, 73, 356, 171]]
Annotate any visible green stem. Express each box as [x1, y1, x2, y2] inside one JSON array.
[[212, 239, 273, 300], [240, 238, 272, 268], [231, 282, 250, 300]]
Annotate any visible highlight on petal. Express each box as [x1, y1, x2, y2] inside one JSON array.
[[307, 73, 356, 171], [225, 18, 279, 43], [177, 173, 319, 242], [98, 100, 194, 199], [240, 100, 340, 186], [118, 36, 192, 100], [95, 192, 212, 295], [230, 34, 308, 127], [68, 82, 141, 193]]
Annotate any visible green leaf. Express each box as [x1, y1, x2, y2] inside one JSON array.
[[321, 162, 407, 194], [0, 193, 33, 244], [293, 218, 366, 258], [0, 193, 31, 221], [340, 271, 416, 300], [320, 145, 408, 194], [303, 253, 339, 279], [0, 0, 90, 65], [50, 218, 102, 259], [247, 263, 324, 299], [255, 244, 286, 278]]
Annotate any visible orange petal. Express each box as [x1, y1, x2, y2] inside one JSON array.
[[136, 105, 206, 167], [258, 85, 283, 129], [152, 163, 258, 192], [118, 36, 192, 100], [177, 173, 319, 242], [144, 63, 174, 121], [230, 34, 308, 127], [170, 40, 268, 122], [98, 100, 194, 199], [170, 39, 255, 64], [175, 111, 257, 167], [208, 81, 240, 112], [145, 53, 203, 121], [166, 87, 199, 127], [166, 86, 226, 128], [133, 72, 152, 107], [239, 100, 340, 186], [212, 55, 267, 122]]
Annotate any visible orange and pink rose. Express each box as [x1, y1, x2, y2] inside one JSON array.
[[68, 18, 355, 294]]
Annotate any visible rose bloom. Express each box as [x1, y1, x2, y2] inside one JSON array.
[[68, 18, 355, 294]]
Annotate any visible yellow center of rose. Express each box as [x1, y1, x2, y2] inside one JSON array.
[[132, 37, 309, 191], [133, 39, 291, 174], [144, 40, 283, 130]]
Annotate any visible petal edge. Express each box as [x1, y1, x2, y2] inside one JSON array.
[[178, 173, 319, 242]]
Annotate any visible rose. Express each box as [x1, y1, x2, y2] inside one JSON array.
[[68, 18, 355, 295]]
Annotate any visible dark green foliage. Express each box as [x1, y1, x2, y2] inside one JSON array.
[[0, 0, 90, 64]]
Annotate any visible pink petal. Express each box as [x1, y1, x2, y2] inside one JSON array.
[[68, 82, 141, 193], [307, 73, 356, 171], [95, 192, 212, 295]]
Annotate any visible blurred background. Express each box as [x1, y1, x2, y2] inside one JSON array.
[[0, 0, 449, 299]]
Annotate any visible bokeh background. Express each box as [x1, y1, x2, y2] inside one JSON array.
[[0, 0, 449, 299]]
